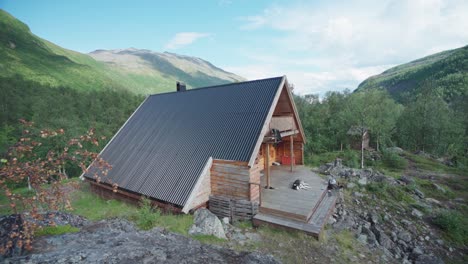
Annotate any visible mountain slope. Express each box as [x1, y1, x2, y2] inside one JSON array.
[[89, 49, 244, 91], [0, 9, 244, 94], [356, 45, 468, 103]]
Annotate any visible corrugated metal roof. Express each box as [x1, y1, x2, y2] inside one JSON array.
[[85, 76, 284, 207]]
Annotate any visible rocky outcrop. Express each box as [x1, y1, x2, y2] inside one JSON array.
[[5, 218, 279, 264], [189, 208, 227, 239]]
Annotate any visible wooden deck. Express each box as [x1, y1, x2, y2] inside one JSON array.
[[253, 165, 337, 238], [259, 166, 328, 221]]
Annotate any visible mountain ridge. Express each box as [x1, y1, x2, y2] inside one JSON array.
[[0, 9, 244, 95], [355, 45, 468, 103]]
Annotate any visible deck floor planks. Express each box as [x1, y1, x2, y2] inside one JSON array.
[[259, 165, 327, 221]]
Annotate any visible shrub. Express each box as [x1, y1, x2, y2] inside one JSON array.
[[343, 150, 360, 168], [136, 197, 160, 230], [382, 151, 408, 170], [433, 210, 468, 246]]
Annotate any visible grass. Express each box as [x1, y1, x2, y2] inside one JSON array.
[[34, 224, 79, 237], [70, 186, 139, 221], [432, 210, 468, 246]]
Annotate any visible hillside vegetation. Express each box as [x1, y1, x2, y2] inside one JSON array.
[[0, 9, 244, 154], [356, 45, 468, 104], [0, 9, 243, 95]]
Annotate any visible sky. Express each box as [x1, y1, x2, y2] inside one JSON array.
[[2, 0, 468, 95]]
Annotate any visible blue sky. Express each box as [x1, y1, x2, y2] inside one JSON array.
[[2, 0, 468, 94]]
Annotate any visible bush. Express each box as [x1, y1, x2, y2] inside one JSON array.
[[433, 210, 468, 246], [382, 151, 408, 170], [343, 150, 360, 168], [136, 197, 160, 230]]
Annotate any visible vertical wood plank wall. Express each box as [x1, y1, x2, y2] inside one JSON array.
[[274, 141, 304, 165]]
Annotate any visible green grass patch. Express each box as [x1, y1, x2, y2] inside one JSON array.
[[308, 150, 360, 168], [404, 153, 464, 175], [432, 210, 468, 246], [34, 224, 79, 237], [381, 151, 408, 171], [366, 182, 414, 204], [70, 187, 139, 221], [192, 234, 227, 245]]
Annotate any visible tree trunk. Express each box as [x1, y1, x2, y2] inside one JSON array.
[[340, 142, 343, 152], [361, 133, 365, 169], [376, 135, 380, 152], [28, 176, 32, 190]]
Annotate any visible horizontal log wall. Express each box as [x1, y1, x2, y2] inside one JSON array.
[[209, 195, 259, 222], [211, 160, 251, 200]]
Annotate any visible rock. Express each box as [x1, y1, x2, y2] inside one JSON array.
[[414, 189, 425, 199], [432, 183, 446, 193], [328, 217, 337, 225], [358, 177, 368, 185], [222, 217, 230, 225], [397, 231, 412, 243], [453, 197, 464, 203], [0, 214, 24, 259], [411, 209, 424, 218], [415, 254, 444, 264], [347, 182, 356, 189], [400, 175, 414, 185], [357, 234, 367, 244], [5, 218, 279, 264], [189, 209, 227, 239], [352, 192, 365, 198], [387, 147, 404, 154], [411, 246, 424, 259], [377, 232, 394, 249], [368, 213, 379, 225]]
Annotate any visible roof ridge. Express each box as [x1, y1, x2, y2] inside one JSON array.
[[148, 76, 284, 97]]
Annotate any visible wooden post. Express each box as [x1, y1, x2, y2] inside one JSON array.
[[290, 135, 294, 172], [266, 143, 271, 188]]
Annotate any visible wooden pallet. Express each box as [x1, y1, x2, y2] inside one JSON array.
[[209, 195, 259, 222]]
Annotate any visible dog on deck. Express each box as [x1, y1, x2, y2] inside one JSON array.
[[292, 179, 310, 190]]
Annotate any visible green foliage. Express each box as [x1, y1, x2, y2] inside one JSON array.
[[433, 210, 468, 246], [366, 182, 414, 203], [34, 224, 79, 237], [342, 150, 360, 168], [136, 197, 161, 230], [381, 151, 408, 170], [0, 76, 142, 157], [71, 186, 139, 221]]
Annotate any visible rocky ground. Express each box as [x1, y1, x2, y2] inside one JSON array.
[[321, 157, 466, 264], [2, 216, 278, 264]]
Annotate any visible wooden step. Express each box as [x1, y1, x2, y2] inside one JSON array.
[[254, 191, 338, 239], [259, 187, 328, 222], [253, 213, 322, 238]]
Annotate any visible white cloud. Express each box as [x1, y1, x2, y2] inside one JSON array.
[[232, 0, 468, 95], [165, 32, 211, 50]]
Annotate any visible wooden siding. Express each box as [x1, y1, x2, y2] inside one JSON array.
[[211, 160, 251, 200], [274, 141, 304, 165], [182, 158, 212, 213], [271, 116, 296, 132]]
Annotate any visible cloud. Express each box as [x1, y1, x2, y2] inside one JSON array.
[[232, 0, 468, 95], [165, 32, 211, 50]]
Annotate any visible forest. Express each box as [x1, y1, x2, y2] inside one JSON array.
[[294, 85, 467, 168], [0, 76, 142, 175]]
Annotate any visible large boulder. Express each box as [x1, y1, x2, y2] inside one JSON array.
[[189, 209, 227, 239]]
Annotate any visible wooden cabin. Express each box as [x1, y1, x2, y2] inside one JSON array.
[[84, 76, 336, 237]]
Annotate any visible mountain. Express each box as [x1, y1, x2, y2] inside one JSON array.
[[355, 45, 468, 103], [0, 9, 244, 95], [89, 49, 244, 92]]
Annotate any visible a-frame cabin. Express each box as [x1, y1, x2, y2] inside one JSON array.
[[84, 76, 336, 237]]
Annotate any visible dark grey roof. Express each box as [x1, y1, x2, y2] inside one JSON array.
[[85, 76, 284, 207]]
